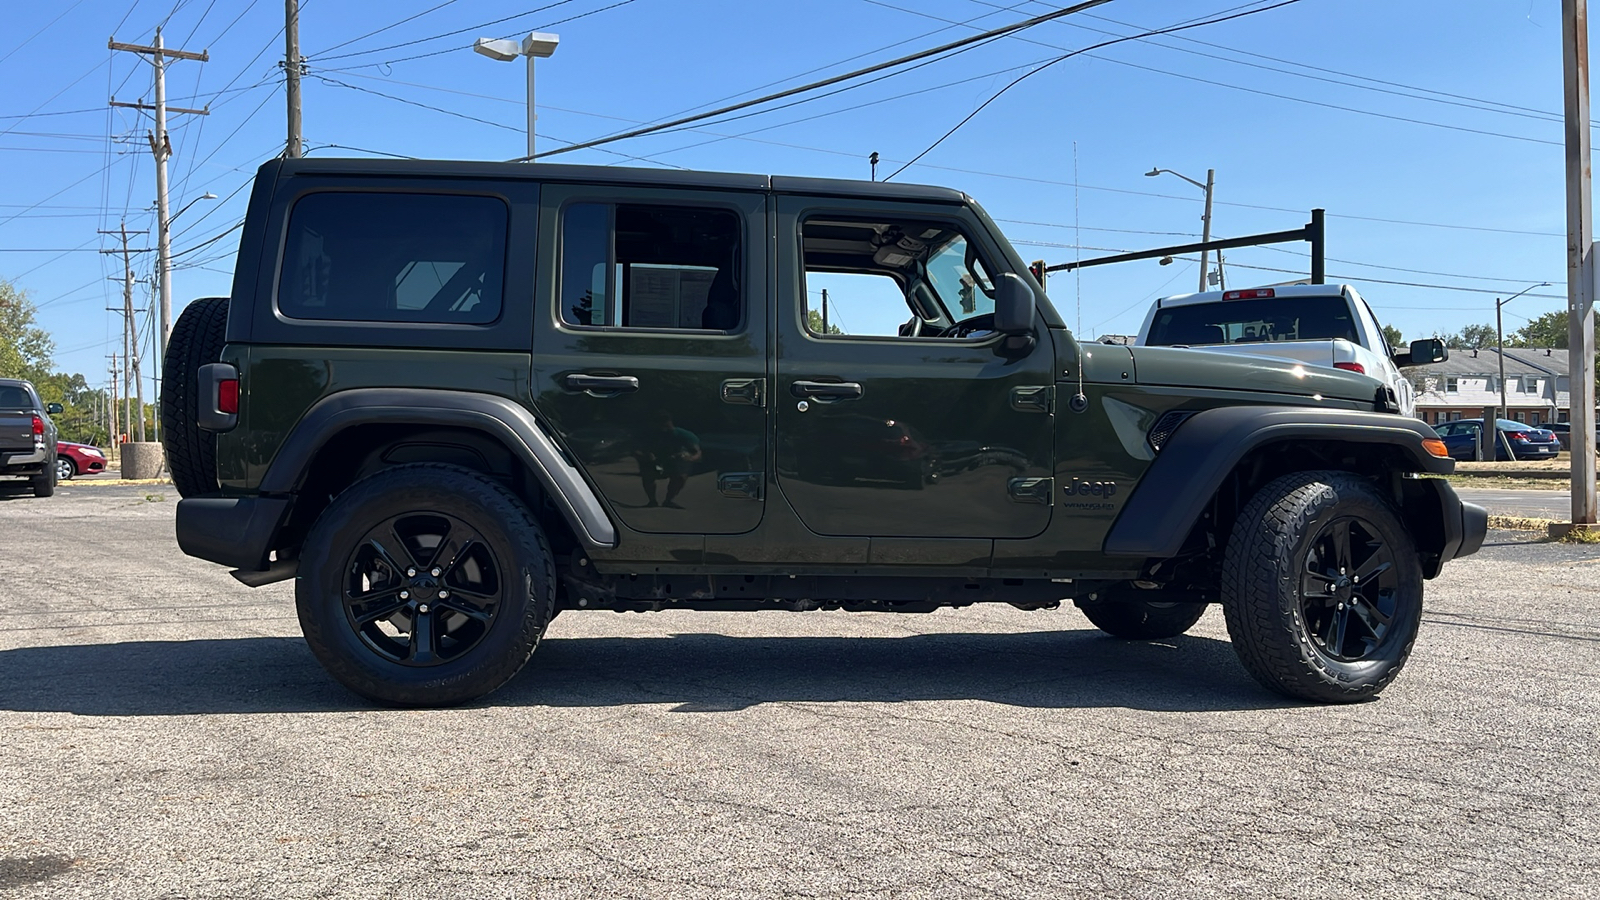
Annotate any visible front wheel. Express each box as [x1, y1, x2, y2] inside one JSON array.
[[1221, 471, 1423, 703], [295, 463, 557, 707], [56, 456, 75, 481]]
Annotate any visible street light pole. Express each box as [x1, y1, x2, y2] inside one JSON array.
[[473, 32, 559, 161], [1147, 166, 1215, 291], [1495, 282, 1551, 423]]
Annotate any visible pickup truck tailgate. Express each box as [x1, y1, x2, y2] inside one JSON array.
[[0, 412, 37, 453]]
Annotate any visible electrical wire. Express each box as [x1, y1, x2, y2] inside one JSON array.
[[885, 0, 1309, 180], [533, 0, 1116, 161], [309, 0, 584, 63], [307, 0, 468, 59]]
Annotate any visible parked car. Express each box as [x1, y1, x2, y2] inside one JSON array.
[[0, 378, 60, 497], [1548, 422, 1570, 450], [56, 441, 107, 480], [1433, 418, 1561, 461], [1134, 284, 1445, 417]]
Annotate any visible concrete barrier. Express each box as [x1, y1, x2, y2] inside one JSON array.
[[120, 442, 165, 480]]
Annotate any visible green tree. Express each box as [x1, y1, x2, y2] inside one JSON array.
[[1510, 310, 1568, 348], [1437, 323, 1496, 350], [1380, 324, 1403, 350], [0, 277, 55, 380], [805, 308, 843, 335]]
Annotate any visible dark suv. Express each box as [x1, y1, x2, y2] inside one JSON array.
[[162, 158, 1486, 707]]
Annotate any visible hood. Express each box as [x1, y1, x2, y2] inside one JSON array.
[[1118, 345, 1387, 406]]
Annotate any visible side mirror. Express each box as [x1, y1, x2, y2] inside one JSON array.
[[994, 272, 1038, 336], [1394, 337, 1447, 368], [45, 402, 63, 415]]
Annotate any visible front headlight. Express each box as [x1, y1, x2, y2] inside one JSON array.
[[81, 447, 105, 458]]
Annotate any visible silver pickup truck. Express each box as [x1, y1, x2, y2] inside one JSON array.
[[0, 378, 60, 498]]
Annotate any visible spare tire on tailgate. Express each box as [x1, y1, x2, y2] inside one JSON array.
[[161, 296, 229, 498]]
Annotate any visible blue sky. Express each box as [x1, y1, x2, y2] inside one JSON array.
[[0, 0, 1584, 394]]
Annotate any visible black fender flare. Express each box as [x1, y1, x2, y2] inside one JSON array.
[[1103, 406, 1459, 562], [260, 388, 618, 549]]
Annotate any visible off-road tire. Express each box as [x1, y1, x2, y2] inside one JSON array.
[[1220, 470, 1423, 703], [1077, 596, 1207, 639], [160, 296, 229, 498], [296, 463, 557, 707]]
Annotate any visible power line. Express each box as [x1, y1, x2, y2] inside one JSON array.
[[309, 0, 584, 63], [888, 1, 1311, 179], [533, 0, 1118, 161], [307, 0, 467, 58]]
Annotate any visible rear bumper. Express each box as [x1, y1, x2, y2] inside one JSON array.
[[175, 496, 290, 570], [1, 447, 47, 468]]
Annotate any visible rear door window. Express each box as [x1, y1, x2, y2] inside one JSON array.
[[279, 192, 508, 324], [1147, 296, 1359, 346]]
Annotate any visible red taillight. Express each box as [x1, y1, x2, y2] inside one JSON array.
[[218, 379, 239, 415], [1223, 288, 1275, 300], [1334, 362, 1366, 375], [31, 415, 44, 435], [1507, 431, 1529, 440]]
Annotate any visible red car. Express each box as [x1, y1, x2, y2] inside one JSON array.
[[56, 441, 107, 480]]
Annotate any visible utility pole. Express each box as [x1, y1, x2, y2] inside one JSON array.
[[1198, 168, 1215, 292], [285, 0, 303, 158], [821, 288, 829, 334], [109, 355, 120, 450], [1563, 0, 1598, 530], [109, 28, 209, 366], [99, 222, 150, 442]]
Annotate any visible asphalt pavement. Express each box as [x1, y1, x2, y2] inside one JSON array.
[[1454, 486, 1583, 519], [1, 481, 1598, 899]]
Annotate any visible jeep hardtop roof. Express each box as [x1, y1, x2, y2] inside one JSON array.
[[272, 157, 971, 204]]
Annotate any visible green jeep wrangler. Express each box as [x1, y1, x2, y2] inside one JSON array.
[[161, 157, 1486, 707]]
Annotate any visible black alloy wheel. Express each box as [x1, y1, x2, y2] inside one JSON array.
[[1221, 470, 1423, 703], [343, 511, 504, 667], [1299, 515, 1400, 663], [296, 463, 556, 707]]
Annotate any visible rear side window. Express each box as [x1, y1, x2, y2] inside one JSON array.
[[1147, 296, 1358, 346], [559, 202, 742, 331], [279, 192, 508, 324]]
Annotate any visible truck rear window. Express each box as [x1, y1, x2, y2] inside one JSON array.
[[1146, 296, 1359, 347], [278, 191, 508, 324]]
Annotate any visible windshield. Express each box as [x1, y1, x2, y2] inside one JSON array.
[[924, 234, 995, 321], [1147, 296, 1359, 347]]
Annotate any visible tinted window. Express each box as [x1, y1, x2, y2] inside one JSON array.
[[560, 203, 741, 330], [279, 192, 507, 324], [0, 385, 32, 409], [1147, 296, 1359, 347]]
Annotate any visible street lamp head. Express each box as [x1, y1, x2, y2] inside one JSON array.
[[473, 37, 522, 61], [1145, 167, 1162, 177], [522, 32, 559, 58], [201, 192, 216, 200]]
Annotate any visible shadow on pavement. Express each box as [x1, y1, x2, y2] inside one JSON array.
[[0, 628, 1291, 716]]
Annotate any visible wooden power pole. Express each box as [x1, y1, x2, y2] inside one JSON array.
[[99, 222, 150, 442], [285, 0, 303, 157], [1563, 0, 1598, 530], [109, 28, 209, 367]]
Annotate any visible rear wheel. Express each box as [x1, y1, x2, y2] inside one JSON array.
[[1077, 595, 1207, 639], [31, 466, 55, 498], [1221, 471, 1423, 703], [160, 296, 229, 498], [295, 463, 556, 707], [56, 456, 75, 481]]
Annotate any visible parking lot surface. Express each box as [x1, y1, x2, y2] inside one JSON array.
[[1, 481, 1597, 899]]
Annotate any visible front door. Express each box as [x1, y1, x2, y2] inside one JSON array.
[[773, 196, 1055, 539], [532, 185, 768, 536]]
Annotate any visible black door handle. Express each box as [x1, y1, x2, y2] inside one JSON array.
[[791, 380, 863, 400], [565, 373, 640, 395]]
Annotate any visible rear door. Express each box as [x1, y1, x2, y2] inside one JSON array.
[[531, 185, 769, 536]]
